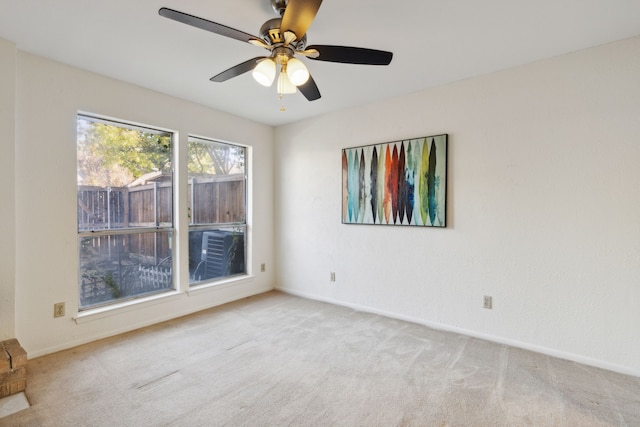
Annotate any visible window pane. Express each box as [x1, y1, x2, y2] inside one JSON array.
[[188, 137, 245, 225], [77, 116, 173, 231], [189, 227, 246, 283], [77, 115, 175, 310], [188, 136, 247, 286], [79, 231, 173, 308]]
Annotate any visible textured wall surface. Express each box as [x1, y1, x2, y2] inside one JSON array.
[[275, 36, 640, 376], [0, 39, 16, 341]]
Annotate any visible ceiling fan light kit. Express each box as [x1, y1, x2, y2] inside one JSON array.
[[277, 69, 297, 96], [159, 0, 393, 104], [252, 58, 277, 86], [285, 57, 310, 86]]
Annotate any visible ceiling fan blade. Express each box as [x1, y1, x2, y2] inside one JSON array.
[[280, 0, 323, 40], [305, 45, 393, 65], [210, 57, 267, 82], [298, 74, 321, 101], [159, 7, 258, 44]]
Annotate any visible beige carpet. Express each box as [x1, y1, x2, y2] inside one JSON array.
[[2, 291, 639, 426]]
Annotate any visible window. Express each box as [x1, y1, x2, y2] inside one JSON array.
[[187, 136, 247, 285], [76, 115, 249, 311], [77, 115, 174, 309]]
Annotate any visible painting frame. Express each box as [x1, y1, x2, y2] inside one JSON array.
[[342, 134, 447, 227]]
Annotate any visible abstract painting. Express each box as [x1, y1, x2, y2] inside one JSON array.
[[342, 134, 447, 227]]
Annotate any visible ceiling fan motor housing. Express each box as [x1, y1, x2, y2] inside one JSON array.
[[259, 18, 307, 50]]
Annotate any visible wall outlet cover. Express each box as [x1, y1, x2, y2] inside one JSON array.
[[54, 302, 65, 318], [483, 296, 493, 309]]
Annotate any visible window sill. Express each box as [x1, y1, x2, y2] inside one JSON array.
[[73, 275, 254, 324], [186, 274, 254, 295], [73, 290, 183, 324]]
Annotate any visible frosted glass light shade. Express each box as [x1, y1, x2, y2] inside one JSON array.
[[286, 58, 310, 86], [252, 59, 276, 87], [277, 71, 297, 95]]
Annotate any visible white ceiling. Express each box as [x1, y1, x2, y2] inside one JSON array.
[[1, 0, 639, 126]]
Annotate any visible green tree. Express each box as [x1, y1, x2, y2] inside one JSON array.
[[77, 119, 171, 187], [188, 139, 244, 176], [78, 119, 243, 188]]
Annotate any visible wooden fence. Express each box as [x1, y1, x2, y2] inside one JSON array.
[[189, 175, 245, 224], [78, 174, 245, 263]]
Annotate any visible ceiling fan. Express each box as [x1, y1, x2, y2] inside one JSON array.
[[159, 0, 393, 102]]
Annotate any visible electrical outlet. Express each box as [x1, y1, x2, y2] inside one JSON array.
[[260, 263, 266, 272], [54, 302, 65, 318], [483, 296, 492, 309], [330, 272, 336, 282]]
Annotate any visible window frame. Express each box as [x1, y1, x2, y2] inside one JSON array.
[[76, 113, 176, 310], [187, 134, 248, 287]]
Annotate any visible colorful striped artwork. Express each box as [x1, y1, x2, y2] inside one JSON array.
[[342, 134, 447, 227]]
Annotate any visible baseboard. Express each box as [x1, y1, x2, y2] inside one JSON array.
[[275, 286, 640, 378]]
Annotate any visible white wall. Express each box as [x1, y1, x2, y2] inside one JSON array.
[[0, 39, 16, 340], [13, 51, 275, 357], [274, 36, 640, 376]]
